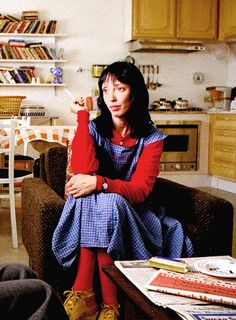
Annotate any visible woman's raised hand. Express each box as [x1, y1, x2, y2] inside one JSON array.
[[70, 97, 87, 114]]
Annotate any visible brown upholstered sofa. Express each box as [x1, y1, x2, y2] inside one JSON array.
[[21, 146, 234, 293]]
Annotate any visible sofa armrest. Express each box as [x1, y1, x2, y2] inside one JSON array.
[[44, 146, 68, 198], [151, 178, 234, 257], [21, 177, 66, 285]]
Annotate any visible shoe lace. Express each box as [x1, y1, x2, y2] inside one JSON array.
[[101, 304, 120, 320], [63, 290, 82, 311]]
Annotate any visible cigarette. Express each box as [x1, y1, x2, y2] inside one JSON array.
[[64, 88, 75, 100]]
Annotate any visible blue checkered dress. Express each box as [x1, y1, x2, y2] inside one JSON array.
[[52, 122, 193, 269]]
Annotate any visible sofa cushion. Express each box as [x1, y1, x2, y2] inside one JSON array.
[[64, 139, 74, 199]]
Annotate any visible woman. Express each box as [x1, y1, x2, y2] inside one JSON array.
[[52, 61, 193, 320]]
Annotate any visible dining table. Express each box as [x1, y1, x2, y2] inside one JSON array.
[[1, 125, 76, 154]]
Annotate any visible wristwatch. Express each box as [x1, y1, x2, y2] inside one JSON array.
[[102, 180, 108, 191]]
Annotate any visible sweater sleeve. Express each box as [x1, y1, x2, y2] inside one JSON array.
[[71, 110, 99, 175], [96, 140, 163, 205]]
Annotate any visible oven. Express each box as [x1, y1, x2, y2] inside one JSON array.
[[155, 123, 199, 171]]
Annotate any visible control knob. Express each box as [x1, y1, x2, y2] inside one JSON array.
[[175, 164, 181, 170]]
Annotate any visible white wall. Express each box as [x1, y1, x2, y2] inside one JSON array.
[[228, 43, 236, 86], [1, 0, 234, 125]]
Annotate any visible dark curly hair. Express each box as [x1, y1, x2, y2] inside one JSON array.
[[94, 61, 152, 138]]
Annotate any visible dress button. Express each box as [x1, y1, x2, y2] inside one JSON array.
[[120, 141, 123, 145]]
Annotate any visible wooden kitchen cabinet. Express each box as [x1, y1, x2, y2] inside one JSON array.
[[209, 115, 236, 181], [177, 0, 218, 40], [219, 0, 236, 41], [125, 0, 218, 41], [130, 0, 175, 39]]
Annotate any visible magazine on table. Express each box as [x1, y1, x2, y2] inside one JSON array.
[[145, 256, 236, 306]]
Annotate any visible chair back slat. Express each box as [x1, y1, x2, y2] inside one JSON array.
[[0, 119, 17, 181], [0, 118, 33, 248]]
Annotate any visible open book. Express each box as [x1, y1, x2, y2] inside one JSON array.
[[145, 259, 236, 306]]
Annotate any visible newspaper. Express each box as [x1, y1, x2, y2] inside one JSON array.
[[170, 304, 236, 320]]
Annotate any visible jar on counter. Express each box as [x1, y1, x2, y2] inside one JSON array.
[[230, 98, 236, 110], [173, 97, 188, 109]]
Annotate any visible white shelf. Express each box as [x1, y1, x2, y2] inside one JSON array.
[[0, 33, 67, 38], [0, 59, 67, 63], [0, 30, 66, 94], [0, 83, 66, 87]]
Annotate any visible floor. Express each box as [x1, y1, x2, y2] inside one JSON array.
[[0, 187, 236, 265], [0, 198, 29, 265]]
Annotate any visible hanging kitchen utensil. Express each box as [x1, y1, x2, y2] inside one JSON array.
[[154, 65, 162, 88], [125, 55, 135, 64], [146, 65, 150, 89], [150, 65, 156, 90]]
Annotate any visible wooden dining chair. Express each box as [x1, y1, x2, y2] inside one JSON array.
[[0, 119, 33, 248], [4, 116, 34, 172]]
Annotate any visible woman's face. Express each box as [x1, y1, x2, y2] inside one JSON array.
[[102, 75, 131, 119]]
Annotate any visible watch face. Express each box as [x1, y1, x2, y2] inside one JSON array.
[[103, 182, 108, 190]]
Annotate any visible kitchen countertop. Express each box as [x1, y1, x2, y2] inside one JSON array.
[[207, 109, 236, 114]]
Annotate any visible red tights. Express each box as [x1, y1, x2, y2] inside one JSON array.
[[72, 247, 118, 305]]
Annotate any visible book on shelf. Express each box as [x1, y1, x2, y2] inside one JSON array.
[[0, 65, 37, 84], [44, 20, 57, 34], [36, 21, 46, 34], [2, 69, 15, 84], [24, 47, 35, 60], [21, 11, 39, 21], [10, 46, 20, 59], [29, 20, 41, 34], [43, 46, 55, 60], [0, 70, 10, 84], [1, 21, 13, 33], [0, 72, 6, 83], [21, 21, 32, 34], [15, 20, 28, 34], [23, 21, 35, 34], [5, 14, 20, 23], [12, 69, 24, 83], [0, 39, 57, 60], [33, 46, 45, 60], [8, 39, 26, 46], [0, 12, 58, 34], [0, 20, 9, 33], [1, 45, 11, 59], [145, 267, 236, 306], [6, 21, 18, 33]]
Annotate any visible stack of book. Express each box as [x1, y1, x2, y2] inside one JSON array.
[[21, 11, 39, 20], [0, 66, 37, 84], [0, 11, 57, 34], [0, 39, 56, 60]]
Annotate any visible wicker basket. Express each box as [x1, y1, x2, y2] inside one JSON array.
[[0, 96, 26, 116]]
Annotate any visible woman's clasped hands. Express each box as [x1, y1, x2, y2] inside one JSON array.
[[66, 174, 97, 198]]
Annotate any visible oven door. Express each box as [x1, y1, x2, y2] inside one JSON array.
[[157, 124, 198, 166]]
